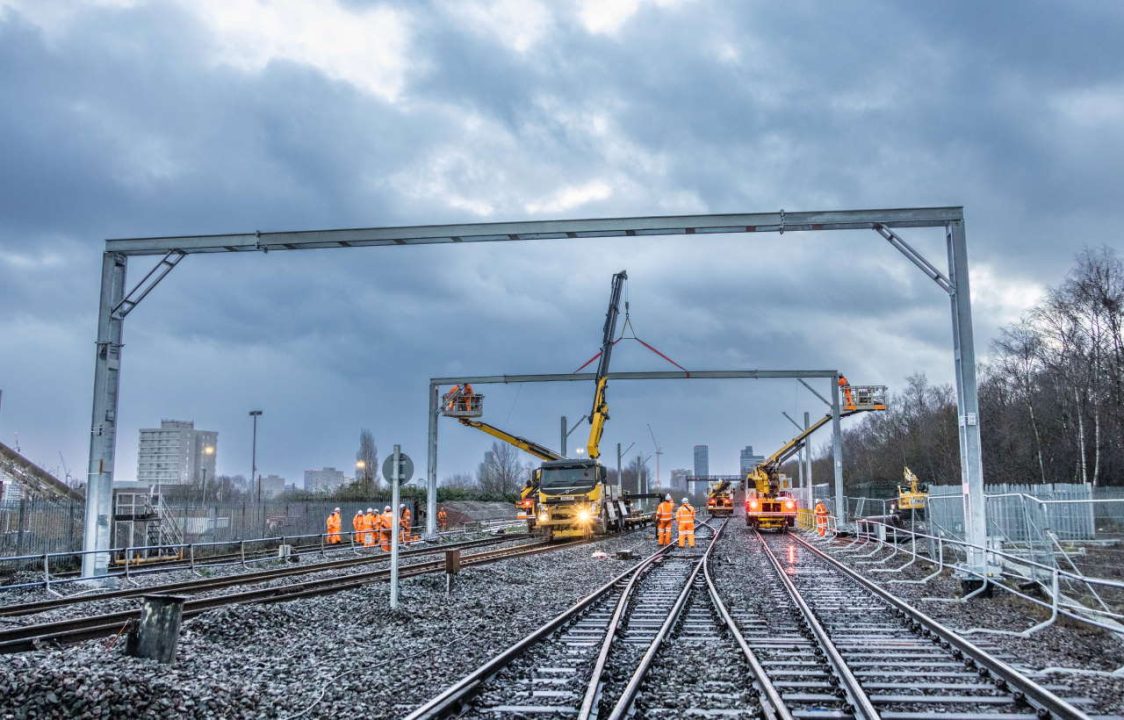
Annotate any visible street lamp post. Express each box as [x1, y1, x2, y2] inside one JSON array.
[[201, 445, 214, 504], [249, 410, 262, 502], [356, 459, 368, 495]]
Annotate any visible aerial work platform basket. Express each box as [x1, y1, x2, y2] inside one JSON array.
[[843, 384, 888, 412], [441, 388, 484, 418]]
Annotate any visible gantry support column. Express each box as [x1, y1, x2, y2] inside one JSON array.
[[947, 219, 987, 577], [803, 411, 813, 493], [425, 383, 439, 538], [83, 253, 127, 578], [831, 373, 844, 522]]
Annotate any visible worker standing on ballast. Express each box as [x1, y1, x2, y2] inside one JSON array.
[[364, 507, 378, 547], [351, 510, 363, 546], [656, 494, 675, 546], [676, 497, 696, 548], [437, 506, 448, 531], [814, 499, 829, 536], [400, 503, 412, 544], [326, 507, 342, 545], [380, 505, 394, 551]]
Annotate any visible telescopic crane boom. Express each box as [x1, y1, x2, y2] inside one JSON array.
[[586, 270, 627, 459]]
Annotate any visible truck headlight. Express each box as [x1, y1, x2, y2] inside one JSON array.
[[538, 513, 549, 523], [578, 509, 591, 523]]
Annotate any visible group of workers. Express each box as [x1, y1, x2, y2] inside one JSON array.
[[655, 494, 697, 548], [445, 383, 477, 413], [324, 505, 452, 550]]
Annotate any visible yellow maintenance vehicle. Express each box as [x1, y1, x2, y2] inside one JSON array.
[[746, 381, 888, 531], [893, 466, 929, 520], [706, 478, 735, 517], [532, 270, 634, 540]]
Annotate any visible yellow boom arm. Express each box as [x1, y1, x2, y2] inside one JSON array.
[[457, 419, 562, 462]]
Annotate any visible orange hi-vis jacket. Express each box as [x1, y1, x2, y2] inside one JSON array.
[[401, 508, 411, 529], [364, 512, 378, 545], [326, 512, 341, 542], [656, 500, 675, 524], [437, 509, 448, 528], [380, 511, 394, 537], [352, 513, 363, 542], [676, 503, 696, 530]]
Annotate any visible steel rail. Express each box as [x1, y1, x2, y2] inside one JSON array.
[[756, 529, 881, 720], [576, 542, 679, 717], [792, 533, 1087, 720], [603, 520, 727, 720], [402, 544, 676, 720], [0, 535, 512, 618], [0, 539, 577, 653], [703, 538, 793, 720]]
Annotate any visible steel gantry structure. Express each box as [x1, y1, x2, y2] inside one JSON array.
[[426, 370, 843, 538], [85, 207, 986, 580]]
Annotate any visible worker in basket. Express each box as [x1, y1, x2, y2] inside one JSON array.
[[445, 384, 461, 412], [437, 506, 449, 531], [814, 499, 829, 537], [656, 494, 675, 546], [380, 505, 394, 551], [839, 374, 855, 411], [326, 507, 342, 545], [459, 383, 475, 412], [676, 497, 696, 548]]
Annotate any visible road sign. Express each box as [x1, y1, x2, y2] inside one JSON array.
[[383, 453, 414, 484]]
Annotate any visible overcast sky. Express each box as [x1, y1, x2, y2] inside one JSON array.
[[1, 0, 1122, 489]]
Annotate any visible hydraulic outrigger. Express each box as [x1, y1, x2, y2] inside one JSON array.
[[746, 383, 888, 531]]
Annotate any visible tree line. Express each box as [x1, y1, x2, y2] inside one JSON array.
[[798, 246, 1124, 494]]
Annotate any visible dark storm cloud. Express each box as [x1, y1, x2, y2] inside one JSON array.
[[1, 0, 1121, 486]]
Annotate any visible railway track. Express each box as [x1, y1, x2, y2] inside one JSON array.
[[409, 522, 1091, 720], [404, 520, 738, 720], [0, 537, 577, 654], [0, 535, 513, 619], [736, 529, 1087, 720]]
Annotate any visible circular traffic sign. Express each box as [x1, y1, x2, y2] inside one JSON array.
[[383, 453, 415, 484]]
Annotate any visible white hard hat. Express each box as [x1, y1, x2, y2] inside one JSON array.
[[665, 494, 672, 501], [334, 507, 340, 512], [384, 505, 392, 511], [681, 497, 689, 504], [366, 507, 373, 512], [400, 504, 406, 509]]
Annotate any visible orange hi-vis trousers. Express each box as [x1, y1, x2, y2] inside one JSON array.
[[657, 521, 673, 546]]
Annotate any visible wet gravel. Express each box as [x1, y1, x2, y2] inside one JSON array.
[[817, 533, 1124, 714], [0, 530, 652, 719]]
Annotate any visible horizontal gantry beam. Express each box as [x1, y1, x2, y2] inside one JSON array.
[[105, 207, 963, 256], [430, 370, 838, 386]]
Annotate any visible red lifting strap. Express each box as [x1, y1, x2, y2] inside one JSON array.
[[572, 337, 689, 377]]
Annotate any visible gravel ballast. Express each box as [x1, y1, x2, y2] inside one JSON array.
[[0, 530, 655, 719]]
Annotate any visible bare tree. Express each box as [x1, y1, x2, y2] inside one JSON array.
[[477, 442, 527, 497], [442, 473, 478, 490], [356, 429, 379, 494]]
